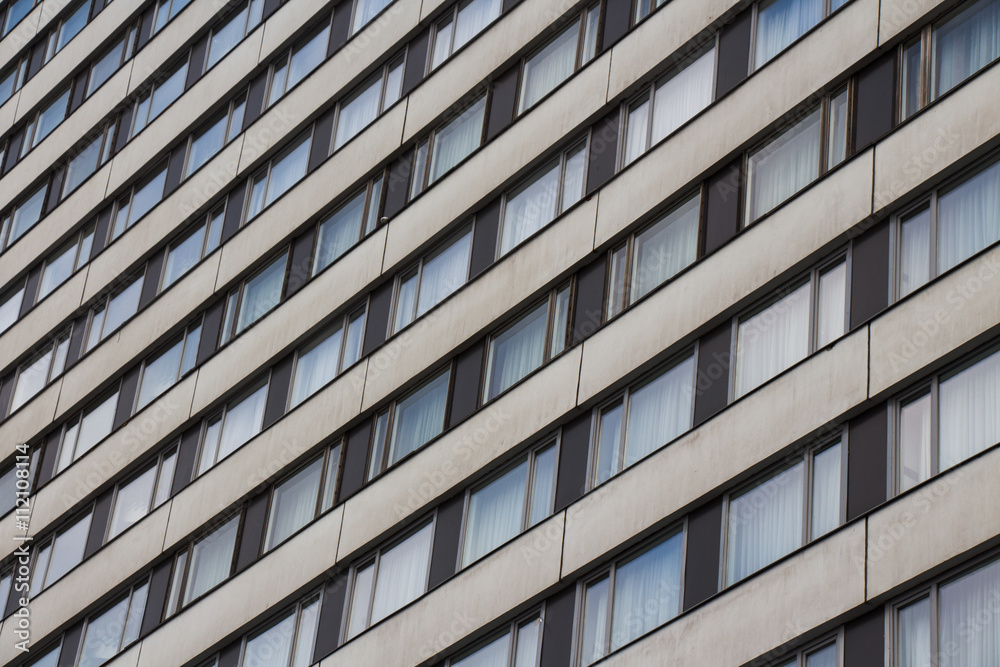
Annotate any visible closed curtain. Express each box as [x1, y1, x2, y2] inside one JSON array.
[[934, 0, 1000, 98], [754, 0, 822, 69], [78, 596, 130, 667], [528, 446, 556, 526], [899, 393, 932, 492], [393, 272, 418, 332], [12, 348, 52, 411], [937, 160, 1000, 274], [810, 442, 841, 538], [747, 109, 821, 221], [289, 27, 329, 88], [184, 516, 239, 603], [219, 384, 267, 460], [417, 231, 472, 316], [76, 391, 118, 457], [237, 254, 286, 333], [520, 24, 577, 111], [938, 559, 1000, 667], [266, 459, 322, 550], [291, 326, 343, 407], [898, 597, 932, 667], [580, 578, 610, 666], [454, 633, 510, 667], [623, 355, 694, 469], [137, 340, 183, 410], [938, 350, 1000, 471], [651, 47, 715, 144], [266, 139, 310, 207], [335, 77, 382, 150], [486, 303, 547, 400], [500, 162, 560, 255], [631, 194, 700, 300], [726, 461, 804, 584], [429, 96, 486, 183], [609, 532, 683, 652], [454, 0, 502, 49], [163, 225, 205, 288], [243, 611, 295, 667], [806, 644, 838, 667], [899, 208, 932, 297], [623, 100, 650, 166], [389, 371, 449, 464], [371, 523, 433, 623], [314, 193, 365, 273], [735, 283, 810, 397], [513, 618, 541, 667], [354, 0, 393, 32], [108, 466, 157, 538], [292, 599, 320, 667], [463, 461, 528, 565]]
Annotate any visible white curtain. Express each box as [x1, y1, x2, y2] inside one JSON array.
[[898, 597, 932, 667], [454, 632, 510, 667], [501, 162, 560, 255], [747, 109, 821, 222], [237, 254, 286, 333], [149, 62, 187, 120], [726, 461, 804, 585], [938, 350, 1000, 471], [163, 225, 206, 288], [528, 446, 556, 526], [899, 208, 932, 297], [816, 262, 847, 348], [314, 192, 365, 274], [735, 283, 810, 397], [292, 598, 320, 667], [806, 644, 838, 667], [76, 391, 118, 458], [393, 272, 419, 332], [137, 339, 183, 410], [218, 384, 267, 460], [371, 522, 433, 623], [623, 99, 650, 166], [937, 160, 1000, 274], [291, 326, 343, 407], [651, 46, 715, 145], [485, 303, 547, 400], [454, 0, 501, 50], [11, 184, 46, 242], [265, 458, 322, 550], [593, 403, 623, 486], [933, 0, 1000, 98], [416, 231, 472, 316], [519, 24, 577, 112], [623, 355, 694, 469], [513, 617, 542, 667], [289, 26, 328, 89], [335, 76, 382, 150], [353, 0, 393, 33], [39, 240, 77, 298], [463, 461, 528, 565], [753, 0, 822, 69], [899, 393, 932, 492], [12, 348, 52, 411], [609, 532, 683, 652], [938, 559, 1000, 667], [243, 611, 295, 667], [631, 194, 699, 301], [108, 466, 157, 539], [265, 139, 310, 207], [389, 371, 449, 464], [561, 144, 587, 213], [347, 564, 375, 638], [208, 7, 248, 68], [580, 577, 610, 666], [78, 596, 130, 667], [184, 516, 239, 603], [429, 96, 486, 184], [810, 442, 841, 539]]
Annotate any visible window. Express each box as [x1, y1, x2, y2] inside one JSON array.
[[39, 224, 95, 301], [151, 0, 192, 33], [621, 43, 716, 166], [0, 57, 28, 106], [0, 465, 18, 515], [895, 157, 1000, 299], [333, 53, 404, 150], [0, 567, 10, 608], [312, 176, 384, 275], [353, 0, 394, 34], [367, 370, 451, 480], [44, 0, 90, 62], [892, 555, 1000, 667], [733, 253, 848, 398], [447, 610, 543, 667], [63, 120, 117, 197], [240, 592, 321, 667], [391, 224, 472, 333], [131, 58, 189, 137], [606, 191, 701, 319], [267, 23, 331, 107], [207, 0, 264, 69], [484, 284, 572, 402], [165, 513, 241, 614], [25, 643, 61, 667], [590, 351, 696, 487], [461, 438, 557, 566], [578, 528, 684, 665], [0, 280, 25, 333], [753, 0, 848, 70], [2, 0, 36, 36], [895, 346, 1000, 494], [263, 443, 341, 552], [518, 5, 599, 114], [2, 181, 48, 250], [76, 579, 148, 667], [135, 322, 202, 411], [84, 273, 145, 352], [196, 380, 269, 475], [771, 637, 839, 667], [724, 438, 843, 585], [185, 93, 247, 177], [345, 521, 434, 638], [30, 509, 93, 594], [219, 251, 289, 345], [19, 86, 71, 156], [245, 133, 311, 220], [745, 86, 850, 223], [107, 447, 177, 539], [498, 139, 587, 256], [632, 0, 665, 24], [88, 24, 138, 97], [900, 0, 1000, 121], [409, 94, 487, 198], [10, 330, 70, 412], [55, 388, 120, 473], [289, 306, 366, 407], [111, 163, 169, 238], [428, 0, 502, 71], [161, 204, 225, 290]]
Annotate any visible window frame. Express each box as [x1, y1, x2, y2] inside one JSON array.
[[444, 606, 546, 667], [242, 129, 314, 223], [83, 269, 146, 353], [762, 632, 843, 666], [218, 248, 290, 346], [2, 180, 49, 251], [194, 375, 271, 476], [237, 588, 323, 667], [408, 92, 489, 199], [74, 575, 150, 665], [110, 159, 170, 239], [61, 120, 118, 200], [54, 384, 121, 473], [264, 18, 333, 107], [749, 0, 849, 73], [130, 55, 191, 139], [29, 505, 95, 594], [9, 328, 71, 413], [86, 22, 139, 98], [331, 51, 406, 153], [310, 173, 386, 277], [287, 303, 368, 409], [20, 85, 72, 157], [133, 318, 203, 413], [105, 445, 178, 542], [164, 511, 244, 616], [159, 202, 226, 293], [182, 91, 248, 179]]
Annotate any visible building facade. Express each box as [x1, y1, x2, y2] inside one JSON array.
[[0, 0, 998, 663]]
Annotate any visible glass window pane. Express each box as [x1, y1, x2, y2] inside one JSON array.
[[549, 286, 570, 357], [183, 515, 239, 603], [938, 558, 1000, 666], [393, 270, 418, 333], [122, 583, 148, 646], [290, 325, 344, 408], [292, 597, 320, 667], [431, 15, 453, 70], [288, 26, 328, 90], [650, 46, 715, 145], [429, 95, 486, 183], [806, 643, 838, 667], [188, 115, 228, 176], [353, 0, 392, 33], [726, 461, 805, 584], [336, 75, 382, 150], [899, 207, 932, 298], [513, 615, 542, 667], [623, 99, 650, 166], [463, 460, 528, 565], [593, 401, 624, 486], [102, 277, 144, 340], [265, 457, 322, 551], [163, 225, 206, 289], [55, 1, 88, 53], [410, 141, 429, 199], [75, 391, 119, 459], [746, 108, 822, 222], [900, 38, 922, 121], [528, 446, 556, 527], [580, 576, 610, 666], [45, 511, 93, 587], [810, 442, 841, 539], [454, 0, 500, 51], [899, 392, 932, 492], [500, 160, 560, 256], [484, 302, 548, 400], [64, 133, 103, 196], [128, 168, 168, 227], [208, 6, 249, 69], [561, 143, 587, 212], [3, 0, 34, 35], [265, 138, 310, 208], [236, 253, 287, 334], [343, 309, 365, 368], [89, 39, 126, 96], [148, 62, 187, 122], [937, 160, 1000, 275], [754, 0, 822, 69], [816, 260, 847, 348], [137, 339, 184, 410], [321, 444, 340, 512], [78, 596, 129, 667], [347, 563, 375, 639], [0, 285, 25, 333], [609, 532, 683, 651], [33, 88, 71, 147], [938, 350, 1000, 471], [416, 229, 472, 317], [197, 418, 221, 476], [370, 523, 434, 624], [388, 371, 450, 464], [828, 87, 849, 169], [30, 544, 52, 596], [519, 22, 578, 112], [383, 61, 404, 109], [897, 597, 931, 667], [12, 348, 54, 411], [734, 283, 811, 397], [368, 411, 390, 481], [154, 451, 176, 507], [11, 183, 47, 243], [454, 632, 510, 667], [108, 466, 157, 539], [243, 610, 295, 667], [217, 383, 267, 461], [932, 0, 1000, 100], [581, 5, 599, 63], [622, 354, 695, 468], [313, 191, 366, 275], [631, 193, 700, 302]]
